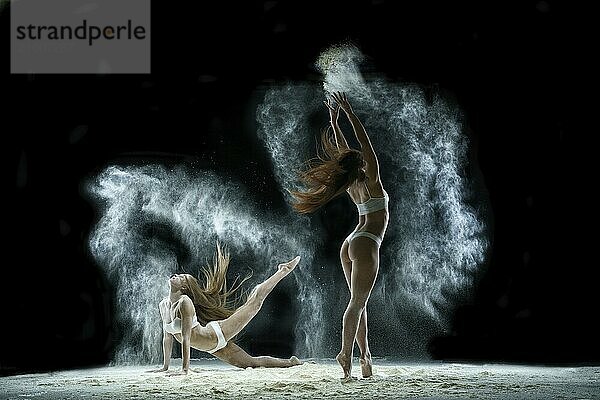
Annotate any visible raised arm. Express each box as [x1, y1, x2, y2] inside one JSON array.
[[332, 92, 380, 182], [324, 97, 349, 150]]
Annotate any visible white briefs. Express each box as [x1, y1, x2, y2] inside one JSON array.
[[206, 321, 228, 354], [346, 230, 383, 246]]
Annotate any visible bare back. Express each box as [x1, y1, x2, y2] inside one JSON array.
[[346, 178, 389, 239]]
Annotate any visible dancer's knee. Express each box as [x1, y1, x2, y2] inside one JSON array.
[[247, 284, 266, 302], [245, 292, 263, 313], [252, 284, 270, 302], [348, 296, 368, 311]]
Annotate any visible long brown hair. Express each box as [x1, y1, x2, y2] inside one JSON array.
[[290, 128, 365, 214], [181, 242, 251, 324]]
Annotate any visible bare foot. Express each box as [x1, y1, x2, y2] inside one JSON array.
[[360, 356, 373, 378], [277, 256, 301, 274], [289, 356, 302, 366], [336, 352, 352, 380]]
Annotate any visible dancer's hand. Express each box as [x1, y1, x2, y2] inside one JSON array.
[[331, 92, 354, 115], [146, 366, 169, 373], [324, 98, 340, 123], [166, 368, 197, 376]]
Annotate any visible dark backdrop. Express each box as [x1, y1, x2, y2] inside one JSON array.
[[3, 0, 598, 375]]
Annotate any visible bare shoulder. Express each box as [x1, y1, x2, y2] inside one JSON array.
[[178, 295, 195, 315]]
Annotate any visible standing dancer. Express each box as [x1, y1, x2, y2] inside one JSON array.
[[290, 92, 388, 380]]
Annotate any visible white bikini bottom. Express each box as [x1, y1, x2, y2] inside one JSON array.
[[206, 321, 228, 354], [345, 231, 382, 246]]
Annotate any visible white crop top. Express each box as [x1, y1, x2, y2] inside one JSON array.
[[164, 315, 200, 335], [355, 182, 389, 216]]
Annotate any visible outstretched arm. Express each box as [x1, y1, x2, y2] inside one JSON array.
[[148, 300, 175, 372], [160, 331, 174, 370], [332, 92, 380, 182], [324, 98, 349, 150], [178, 297, 195, 374]]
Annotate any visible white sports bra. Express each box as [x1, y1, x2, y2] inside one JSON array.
[[355, 182, 389, 216], [164, 315, 200, 335]]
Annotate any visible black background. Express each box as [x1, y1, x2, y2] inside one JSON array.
[[3, 0, 599, 375]]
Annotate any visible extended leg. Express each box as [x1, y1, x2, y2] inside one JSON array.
[[337, 238, 378, 380], [213, 342, 302, 368], [357, 310, 372, 377], [217, 256, 300, 343], [340, 240, 372, 377]]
